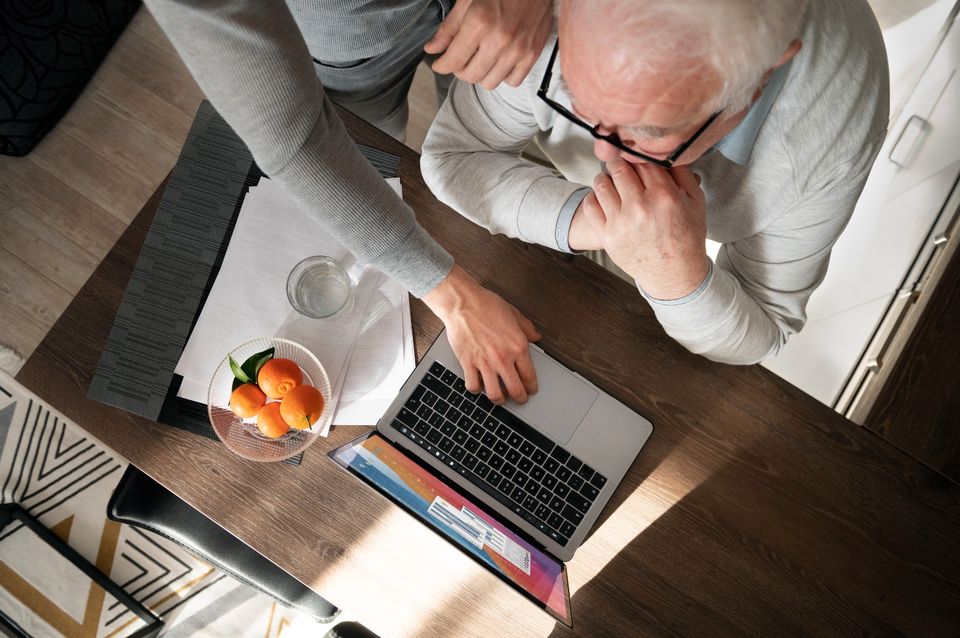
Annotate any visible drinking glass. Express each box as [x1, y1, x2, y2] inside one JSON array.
[[286, 256, 355, 319]]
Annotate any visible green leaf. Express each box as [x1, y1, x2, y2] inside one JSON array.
[[232, 376, 244, 392], [242, 347, 275, 382], [229, 355, 251, 384]]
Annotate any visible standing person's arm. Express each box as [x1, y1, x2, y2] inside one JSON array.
[[146, 0, 539, 404]]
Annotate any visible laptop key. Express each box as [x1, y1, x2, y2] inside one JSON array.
[[460, 415, 476, 429], [566, 456, 583, 473], [441, 370, 458, 386], [566, 491, 591, 514], [523, 495, 539, 511], [507, 433, 523, 448], [568, 474, 585, 491], [465, 437, 480, 453], [518, 458, 533, 472], [440, 420, 456, 436], [397, 408, 418, 428], [476, 463, 491, 479], [495, 424, 510, 439], [423, 390, 439, 407], [453, 378, 467, 394], [525, 477, 540, 492], [423, 374, 451, 400], [537, 487, 552, 503], [532, 449, 547, 465], [549, 529, 569, 545], [477, 447, 492, 461], [554, 483, 570, 499], [581, 484, 600, 501], [428, 412, 444, 428], [531, 466, 545, 481], [561, 504, 585, 525], [513, 472, 528, 487], [501, 464, 516, 479], [482, 432, 497, 447], [416, 404, 431, 419], [578, 464, 596, 482], [414, 421, 430, 436], [469, 423, 484, 439], [487, 470, 502, 486], [519, 441, 535, 456], [590, 473, 608, 490], [447, 407, 463, 423], [453, 430, 468, 444], [560, 521, 576, 538], [499, 479, 515, 495], [544, 458, 560, 473], [549, 446, 571, 464], [474, 406, 489, 421], [435, 398, 451, 415], [511, 487, 527, 504], [439, 437, 454, 452], [549, 496, 565, 512], [426, 429, 441, 444], [405, 386, 425, 409], [556, 466, 572, 482], [489, 455, 504, 470], [448, 394, 464, 409], [464, 454, 478, 470], [476, 395, 495, 411], [535, 503, 551, 521], [505, 449, 521, 464], [493, 440, 508, 455], [543, 475, 557, 490], [451, 446, 466, 461], [429, 361, 446, 377], [548, 512, 564, 530]]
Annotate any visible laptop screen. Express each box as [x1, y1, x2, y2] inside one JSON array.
[[330, 432, 572, 627]]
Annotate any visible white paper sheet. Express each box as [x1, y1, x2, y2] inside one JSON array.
[[174, 177, 411, 434]]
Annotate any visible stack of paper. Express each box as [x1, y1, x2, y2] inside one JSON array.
[[174, 178, 415, 435]]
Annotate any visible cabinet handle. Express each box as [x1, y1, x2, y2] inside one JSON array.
[[888, 115, 928, 167]]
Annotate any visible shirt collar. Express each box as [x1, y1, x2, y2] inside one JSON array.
[[713, 60, 792, 165]]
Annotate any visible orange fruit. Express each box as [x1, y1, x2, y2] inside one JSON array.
[[256, 401, 290, 438], [230, 383, 266, 418], [280, 384, 325, 430], [257, 358, 303, 399]]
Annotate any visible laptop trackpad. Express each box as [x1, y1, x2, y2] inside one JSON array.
[[506, 347, 598, 446]]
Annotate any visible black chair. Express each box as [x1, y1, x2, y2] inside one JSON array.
[[107, 466, 340, 624]]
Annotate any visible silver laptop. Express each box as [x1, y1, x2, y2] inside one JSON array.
[[377, 330, 653, 561]]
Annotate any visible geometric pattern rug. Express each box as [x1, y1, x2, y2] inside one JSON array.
[[0, 370, 351, 637]]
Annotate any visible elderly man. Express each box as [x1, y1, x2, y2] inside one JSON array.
[[422, 0, 889, 364]]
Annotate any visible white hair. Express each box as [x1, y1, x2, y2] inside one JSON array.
[[564, 0, 809, 115]]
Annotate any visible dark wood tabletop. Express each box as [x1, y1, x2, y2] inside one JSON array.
[[17, 107, 960, 638]]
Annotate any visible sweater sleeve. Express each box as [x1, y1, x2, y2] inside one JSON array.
[[144, 0, 453, 297], [421, 63, 588, 251], [647, 151, 880, 365]]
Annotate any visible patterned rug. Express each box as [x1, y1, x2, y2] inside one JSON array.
[[0, 371, 351, 637]]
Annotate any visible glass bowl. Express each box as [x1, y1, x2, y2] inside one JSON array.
[[207, 337, 332, 462]]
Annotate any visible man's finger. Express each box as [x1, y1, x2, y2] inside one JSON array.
[[431, 30, 481, 76], [580, 192, 607, 231], [515, 350, 539, 396], [593, 173, 622, 213], [479, 363, 505, 404], [504, 52, 539, 87], [511, 307, 541, 341], [669, 165, 704, 199], [459, 42, 501, 85], [424, 0, 470, 54], [463, 363, 483, 394], [635, 162, 676, 191], [479, 54, 519, 90], [606, 157, 645, 203], [498, 364, 529, 404]]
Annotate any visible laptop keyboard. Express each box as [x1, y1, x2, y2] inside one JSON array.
[[391, 361, 608, 547]]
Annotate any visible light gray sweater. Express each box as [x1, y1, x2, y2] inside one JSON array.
[[145, 0, 452, 297], [422, 0, 889, 364]]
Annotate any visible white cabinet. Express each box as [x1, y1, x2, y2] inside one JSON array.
[[763, 3, 960, 410]]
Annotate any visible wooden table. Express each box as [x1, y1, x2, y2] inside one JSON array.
[[18, 109, 960, 638]]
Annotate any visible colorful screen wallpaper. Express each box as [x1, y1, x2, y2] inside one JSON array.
[[332, 433, 570, 624]]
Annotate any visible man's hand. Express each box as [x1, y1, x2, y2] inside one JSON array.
[[582, 158, 710, 299], [424, 0, 553, 90], [422, 265, 540, 404]]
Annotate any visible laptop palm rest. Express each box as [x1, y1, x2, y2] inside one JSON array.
[[505, 347, 598, 446]]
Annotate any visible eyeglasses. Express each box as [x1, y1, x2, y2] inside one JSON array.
[[536, 41, 722, 169]]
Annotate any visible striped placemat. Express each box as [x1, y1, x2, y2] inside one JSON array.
[[88, 101, 401, 465]]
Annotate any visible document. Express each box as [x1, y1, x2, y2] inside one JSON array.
[[174, 177, 414, 434]]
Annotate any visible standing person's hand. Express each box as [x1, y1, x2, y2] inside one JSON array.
[[424, 0, 553, 90], [581, 158, 710, 300], [423, 265, 540, 404]]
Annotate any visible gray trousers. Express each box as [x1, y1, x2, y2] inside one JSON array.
[[313, 0, 455, 140]]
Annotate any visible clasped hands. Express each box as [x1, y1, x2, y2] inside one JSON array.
[[570, 158, 711, 301]]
